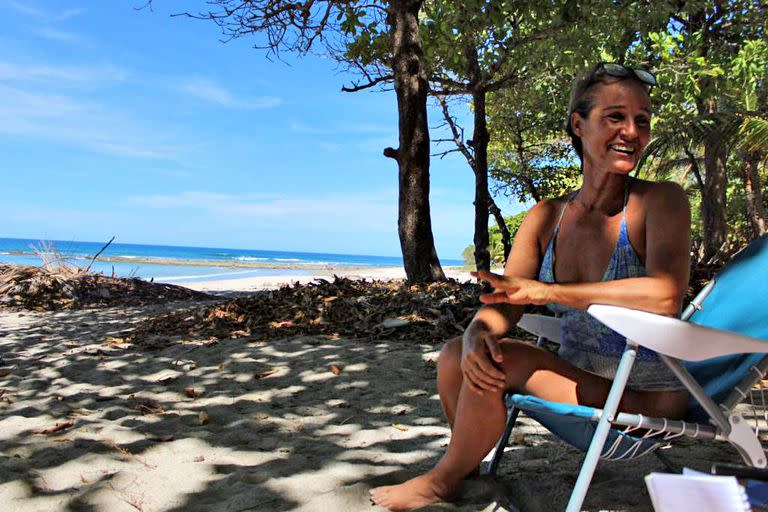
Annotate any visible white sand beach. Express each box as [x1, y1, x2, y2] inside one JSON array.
[[0, 270, 742, 512], [180, 266, 477, 293]]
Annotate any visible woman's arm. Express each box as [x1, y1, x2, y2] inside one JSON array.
[[477, 182, 691, 317], [460, 200, 558, 395], [468, 199, 557, 336]]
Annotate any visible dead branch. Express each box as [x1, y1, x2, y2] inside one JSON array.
[[85, 236, 116, 273], [432, 148, 463, 159], [436, 95, 476, 171]]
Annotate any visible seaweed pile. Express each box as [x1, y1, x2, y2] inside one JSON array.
[[132, 276, 499, 346], [0, 264, 212, 311]]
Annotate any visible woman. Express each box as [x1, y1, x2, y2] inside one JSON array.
[[370, 63, 692, 511]]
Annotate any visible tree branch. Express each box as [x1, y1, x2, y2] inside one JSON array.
[[432, 148, 463, 159], [684, 146, 705, 192], [342, 74, 394, 92], [488, 198, 512, 261], [383, 147, 399, 161], [436, 95, 477, 171]]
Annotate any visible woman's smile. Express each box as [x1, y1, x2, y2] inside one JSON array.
[[572, 79, 651, 175]]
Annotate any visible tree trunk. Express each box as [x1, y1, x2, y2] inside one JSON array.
[[489, 198, 512, 262], [692, 9, 728, 263], [387, 0, 445, 282], [465, 42, 490, 273], [523, 176, 542, 203], [700, 136, 728, 261], [740, 150, 767, 238], [471, 87, 491, 272], [515, 137, 542, 203]]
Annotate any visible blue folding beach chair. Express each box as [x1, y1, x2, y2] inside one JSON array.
[[484, 235, 768, 512]]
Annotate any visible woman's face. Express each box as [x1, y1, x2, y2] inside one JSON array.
[[571, 79, 651, 175]]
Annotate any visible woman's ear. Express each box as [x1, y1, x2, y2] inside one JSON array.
[[571, 112, 584, 138]]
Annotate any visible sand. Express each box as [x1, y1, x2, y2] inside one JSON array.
[[0, 271, 743, 511], [178, 266, 476, 293]]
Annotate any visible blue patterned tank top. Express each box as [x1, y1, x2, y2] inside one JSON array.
[[538, 182, 683, 390]]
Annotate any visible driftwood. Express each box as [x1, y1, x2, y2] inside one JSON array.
[[85, 236, 115, 273]]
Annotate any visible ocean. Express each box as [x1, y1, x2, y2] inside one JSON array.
[[0, 238, 464, 283]]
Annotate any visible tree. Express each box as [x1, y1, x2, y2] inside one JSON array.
[[421, 0, 574, 272], [425, 0, 675, 270], [486, 67, 582, 206], [152, 0, 446, 282], [462, 211, 526, 266], [387, 0, 446, 281], [638, 1, 768, 260]]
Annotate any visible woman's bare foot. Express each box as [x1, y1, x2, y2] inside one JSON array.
[[369, 472, 457, 511]]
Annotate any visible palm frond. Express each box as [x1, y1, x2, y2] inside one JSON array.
[[739, 116, 768, 153]]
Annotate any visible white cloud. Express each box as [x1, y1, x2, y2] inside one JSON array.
[[125, 190, 400, 231], [1, 1, 85, 22], [317, 141, 341, 152], [0, 59, 128, 83], [289, 121, 392, 136], [289, 121, 328, 135], [57, 7, 85, 21], [33, 27, 86, 44], [2, 0, 45, 18], [126, 192, 237, 208], [0, 83, 181, 160], [122, 188, 475, 257], [180, 78, 282, 109], [347, 122, 392, 134]]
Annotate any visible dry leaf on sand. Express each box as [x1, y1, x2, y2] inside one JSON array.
[[256, 368, 279, 379], [33, 419, 74, 435], [392, 424, 409, 432], [330, 365, 342, 376]]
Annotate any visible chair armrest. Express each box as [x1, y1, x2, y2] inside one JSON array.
[[587, 304, 768, 361], [517, 314, 562, 344]]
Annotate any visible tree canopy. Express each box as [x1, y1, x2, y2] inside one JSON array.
[[156, 0, 767, 270]]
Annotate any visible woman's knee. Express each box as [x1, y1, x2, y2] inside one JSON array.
[[498, 340, 545, 388], [437, 336, 463, 375]]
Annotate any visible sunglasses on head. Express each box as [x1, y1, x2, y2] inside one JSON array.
[[594, 62, 657, 87]]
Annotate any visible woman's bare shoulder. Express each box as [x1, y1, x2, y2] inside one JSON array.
[[520, 197, 567, 233], [631, 178, 688, 209]]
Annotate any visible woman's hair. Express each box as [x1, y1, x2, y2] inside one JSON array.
[[565, 63, 652, 162]]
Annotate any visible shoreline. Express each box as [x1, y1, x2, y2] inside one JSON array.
[[3, 251, 387, 271], [175, 266, 476, 292], [3, 251, 469, 273], [0, 260, 479, 292]]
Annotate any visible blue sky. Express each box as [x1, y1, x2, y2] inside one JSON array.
[[0, 1, 526, 259]]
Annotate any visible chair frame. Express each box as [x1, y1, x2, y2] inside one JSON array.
[[483, 278, 768, 512]]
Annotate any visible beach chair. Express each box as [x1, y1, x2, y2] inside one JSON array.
[[484, 235, 768, 512]]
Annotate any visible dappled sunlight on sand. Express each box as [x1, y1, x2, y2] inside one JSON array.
[[1, 302, 734, 511]]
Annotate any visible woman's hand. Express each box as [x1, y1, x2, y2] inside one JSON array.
[[471, 270, 551, 306], [461, 322, 507, 395]]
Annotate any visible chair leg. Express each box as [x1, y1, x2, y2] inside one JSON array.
[[566, 343, 638, 512], [482, 405, 520, 476]]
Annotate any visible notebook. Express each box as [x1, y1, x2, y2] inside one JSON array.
[[645, 472, 750, 512]]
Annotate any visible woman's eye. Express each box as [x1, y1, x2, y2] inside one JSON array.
[[637, 117, 650, 126], [608, 113, 624, 121]]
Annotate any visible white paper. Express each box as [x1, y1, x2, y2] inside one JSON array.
[[645, 472, 749, 512]]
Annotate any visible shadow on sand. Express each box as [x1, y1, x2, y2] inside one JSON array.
[[0, 303, 743, 511]]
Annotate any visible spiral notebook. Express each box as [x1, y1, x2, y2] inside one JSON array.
[[645, 471, 750, 512]]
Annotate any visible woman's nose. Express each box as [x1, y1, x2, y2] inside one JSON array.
[[621, 120, 639, 140]]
